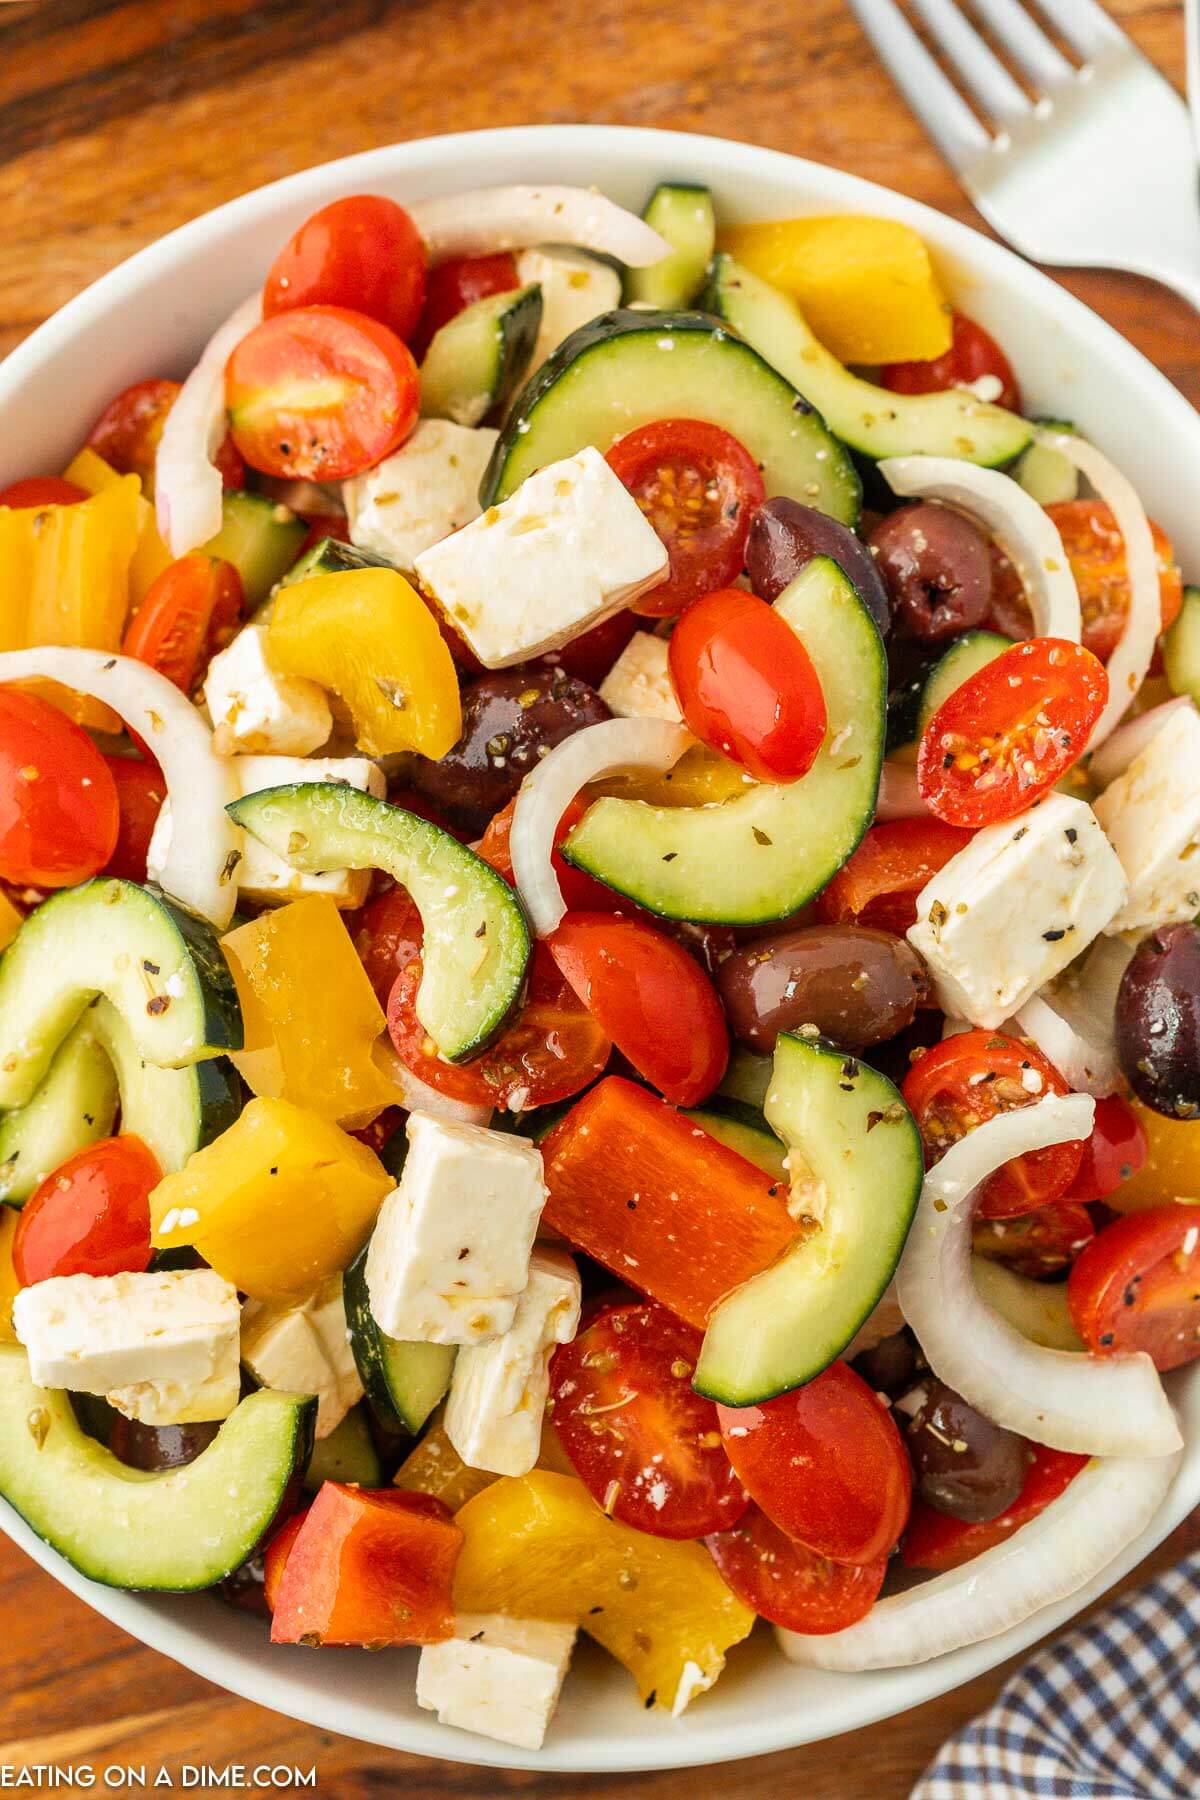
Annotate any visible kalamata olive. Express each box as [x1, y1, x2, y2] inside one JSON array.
[[108, 1415, 220, 1471], [409, 667, 610, 835], [746, 498, 891, 636], [902, 1378, 1027, 1521], [1116, 922, 1200, 1118], [852, 1328, 919, 1399], [220, 1551, 270, 1617], [868, 503, 992, 643], [716, 924, 929, 1051]]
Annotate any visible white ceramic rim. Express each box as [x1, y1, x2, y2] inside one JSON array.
[[1, 123, 1198, 1775]]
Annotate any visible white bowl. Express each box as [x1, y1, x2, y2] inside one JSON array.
[[1, 124, 1197, 1775]]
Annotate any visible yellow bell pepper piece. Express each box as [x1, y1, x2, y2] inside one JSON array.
[[593, 743, 750, 810], [718, 216, 953, 365], [222, 896, 395, 1127], [0, 1208, 21, 1344], [62, 448, 172, 607], [453, 1470, 755, 1712], [1105, 1099, 1200, 1215], [0, 893, 22, 955], [149, 1096, 391, 1303], [396, 1414, 577, 1511], [267, 569, 462, 758]]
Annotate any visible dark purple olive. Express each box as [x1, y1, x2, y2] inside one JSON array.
[[108, 1415, 220, 1471], [868, 503, 992, 643], [746, 498, 891, 636], [716, 924, 929, 1052], [902, 1378, 1027, 1522], [408, 667, 610, 835], [852, 1329, 919, 1399], [1116, 922, 1200, 1118], [220, 1552, 270, 1617]]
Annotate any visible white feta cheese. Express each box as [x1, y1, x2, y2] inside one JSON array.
[[366, 1112, 547, 1344], [1093, 704, 1200, 932], [203, 624, 332, 756], [513, 248, 621, 376], [598, 630, 682, 723], [13, 1269, 240, 1424], [344, 421, 498, 569], [414, 447, 669, 669], [444, 1248, 581, 1476], [240, 1276, 362, 1439], [416, 1612, 576, 1750], [672, 1659, 717, 1717], [148, 753, 383, 908], [907, 793, 1127, 1029]]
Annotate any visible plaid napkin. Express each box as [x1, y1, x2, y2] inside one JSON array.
[[913, 1549, 1200, 1798]]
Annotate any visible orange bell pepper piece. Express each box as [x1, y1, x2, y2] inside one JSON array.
[[0, 1208, 20, 1344], [1104, 1098, 1200, 1215], [62, 448, 172, 607]]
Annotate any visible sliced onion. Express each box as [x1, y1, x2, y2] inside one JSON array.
[[372, 1041, 492, 1129], [896, 1093, 1181, 1457], [0, 649, 240, 928], [1088, 696, 1192, 789], [511, 718, 693, 936], [777, 1448, 1180, 1670], [1011, 990, 1120, 1098], [875, 761, 929, 821], [155, 292, 262, 557], [409, 186, 669, 268], [878, 456, 1082, 644]]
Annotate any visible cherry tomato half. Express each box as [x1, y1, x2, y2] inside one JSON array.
[[902, 1443, 1086, 1572], [973, 1200, 1096, 1279], [412, 252, 520, 361], [13, 1135, 160, 1285], [102, 755, 167, 884], [87, 377, 244, 493], [264, 195, 426, 344], [547, 911, 728, 1107], [706, 1505, 887, 1633], [0, 478, 87, 508], [1063, 1094, 1148, 1204], [1068, 1203, 1200, 1371], [903, 1030, 1084, 1220], [122, 553, 243, 694], [606, 421, 766, 618], [0, 690, 119, 888], [816, 817, 974, 936], [537, 607, 639, 688], [225, 305, 419, 481], [549, 1298, 749, 1539], [881, 312, 1021, 414], [477, 795, 616, 916], [718, 1360, 912, 1565], [667, 587, 827, 783], [917, 637, 1107, 828]]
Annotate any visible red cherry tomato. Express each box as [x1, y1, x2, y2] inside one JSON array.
[[412, 252, 520, 360], [706, 1505, 887, 1632], [0, 478, 88, 508], [225, 305, 419, 481], [0, 690, 119, 888], [549, 1298, 749, 1540], [547, 911, 728, 1107], [353, 885, 424, 1007], [667, 587, 827, 783], [816, 817, 974, 936], [1063, 1094, 1148, 1203], [902, 1443, 1086, 1572], [13, 1136, 160, 1285], [537, 608, 639, 687], [102, 755, 167, 884], [1068, 1203, 1200, 1371], [296, 512, 352, 557], [477, 794, 616, 915], [881, 312, 1021, 414], [973, 1199, 1096, 1278], [718, 1360, 912, 1565], [263, 1508, 308, 1612], [918, 637, 1107, 828], [87, 377, 244, 492], [605, 421, 766, 618], [903, 1030, 1084, 1220], [122, 554, 243, 694], [264, 195, 427, 344]]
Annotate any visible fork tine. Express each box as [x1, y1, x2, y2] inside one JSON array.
[[909, 0, 1032, 125], [969, 0, 1076, 91], [1031, 0, 1128, 61], [846, 0, 993, 170]]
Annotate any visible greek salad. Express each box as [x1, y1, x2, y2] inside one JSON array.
[[0, 176, 1197, 1753]]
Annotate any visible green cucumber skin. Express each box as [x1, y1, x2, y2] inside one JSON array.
[[685, 1103, 788, 1181], [420, 284, 543, 427], [343, 1244, 455, 1437], [302, 1404, 383, 1492], [0, 1016, 119, 1204], [202, 491, 307, 611], [916, 630, 1011, 739], [1164, 587, 1200, 704], [280, 537, 396, 590], [623, 183, 716, 310]]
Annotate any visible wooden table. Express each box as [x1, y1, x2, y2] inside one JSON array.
[[1, 0, 1197, 1790]]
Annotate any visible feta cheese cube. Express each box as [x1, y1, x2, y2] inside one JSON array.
[[907, 793, 1127, 1029], [598, 630, 682, 723], [1093, 704, 1200, 932], [366, 1112, 547, 1344], [148, 754, 384, 908], [514, 248, 621, 376], [344, 421, 498, 569], [445, 1248, 581, 1476], [13, 1270, 240, 1424], [416, 1612, 577, 1750], [204, 624, 332, 755], [414, 447, 669, 669], [241, 1275, 362, 1439]]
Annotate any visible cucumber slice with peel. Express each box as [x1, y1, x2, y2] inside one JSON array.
[[0, 1014, 118, 1204], [1163, 586, 1200, 705], [685, 1102, 788, 1180], [420, 284, 542, 427], [917, 630, 1011, 738], [302, 1404, 383, 1492], [623, 183, 715, 310], [344, 1242, 455, 1436]]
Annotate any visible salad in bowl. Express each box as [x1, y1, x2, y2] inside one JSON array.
[[0, 148, 1197, 1762]]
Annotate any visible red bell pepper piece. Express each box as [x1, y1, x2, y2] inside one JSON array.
[[263, 1508, 308, 1613], [901, 1443, 1088, 1573]]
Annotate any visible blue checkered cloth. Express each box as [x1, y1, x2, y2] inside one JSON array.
[[913, 1550, 1200, 1797]]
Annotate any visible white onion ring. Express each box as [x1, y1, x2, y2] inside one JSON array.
[[510, 718, 693, 936], [875, 761, 929, 821], [1011, 990, 1119, 1098], [896, 1094, 1181, 1458], [373, 1041, 492, 1129], [879, 457, 1082, 644], [1088, 697, 1192, 789], [0, 649, 240, 928], [777, 1449, 1180, 1670], [409, 186, 669, 268], [155, 293, 262, 557]]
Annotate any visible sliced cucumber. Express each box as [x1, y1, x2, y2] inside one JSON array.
[[623, 183, 716, 310], [344, 1243, 455, 1436], [420, 285, 542, 427], [202, 491, 307, 610], [0, 1346, 314, 1590], [90, 998, 241, 1175], [972, 1256, 1083, 1352], [917, 630, 1011, 738], [1014, 420, 1078, 506], [694, 1034, 923, 1404], [564, 556, 885, 923], [717, 1047, 774, 1112], [302, 1403, 383, 1492], [229, 785, 529, 1060], [0, 881, 242, 1112], [686, 1102, 788, 1180], [0, 1014, 118, 1204], [705, 256, 1031, 467], [1163, 586, 1200, 704], [484, 309, 860, 524], [280, 536, 395, 590]]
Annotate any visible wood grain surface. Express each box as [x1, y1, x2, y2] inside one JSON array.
[[0, 0, 1197, 1790]]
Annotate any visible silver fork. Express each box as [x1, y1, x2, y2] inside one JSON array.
[[848, 0, 1200, 311]]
